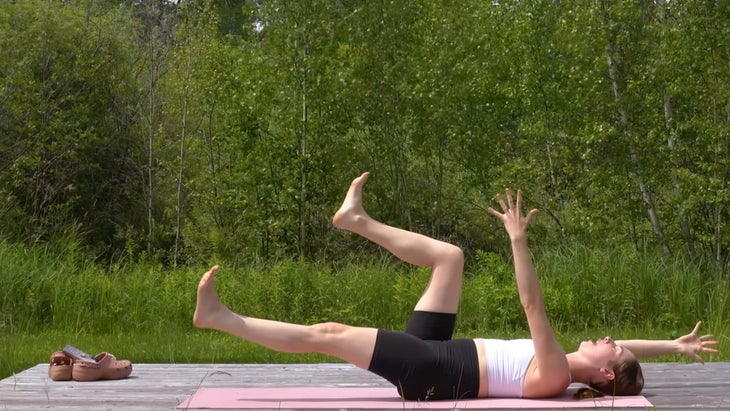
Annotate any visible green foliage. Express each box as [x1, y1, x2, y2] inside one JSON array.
[[0, 1, 143, 259], [1, 1, 729, 266]]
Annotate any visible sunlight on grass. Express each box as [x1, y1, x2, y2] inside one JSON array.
[[1, 241, 728, 379]]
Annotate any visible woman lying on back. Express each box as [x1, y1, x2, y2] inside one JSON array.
[[193, 172, 719, 400]]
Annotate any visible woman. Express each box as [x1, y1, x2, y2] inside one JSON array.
[[193, 172, 718, 401]]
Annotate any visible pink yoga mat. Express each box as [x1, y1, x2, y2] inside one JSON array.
[[177, 386, 653, 409]]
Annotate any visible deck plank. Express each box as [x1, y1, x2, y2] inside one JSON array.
[[2, 362, 730, 410]]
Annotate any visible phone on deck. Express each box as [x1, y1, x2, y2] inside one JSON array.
[[62, 344, 98, 364]]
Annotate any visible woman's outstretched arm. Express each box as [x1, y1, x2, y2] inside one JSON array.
[[616, 321, 719, 362], [488, 189, 569, 393]]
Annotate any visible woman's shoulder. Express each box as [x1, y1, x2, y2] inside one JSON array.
[[523, 368, 571, 398]]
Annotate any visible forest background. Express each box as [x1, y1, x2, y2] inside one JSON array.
[[1, 0, 729, 379]]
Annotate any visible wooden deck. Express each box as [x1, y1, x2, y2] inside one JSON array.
[[2, 362, 730, 410]]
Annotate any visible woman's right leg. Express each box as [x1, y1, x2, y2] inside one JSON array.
[[333, 172, 464, 315], [193, 266, 378, 370]]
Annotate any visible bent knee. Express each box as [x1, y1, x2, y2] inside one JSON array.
[[440, 244, 464, 267]]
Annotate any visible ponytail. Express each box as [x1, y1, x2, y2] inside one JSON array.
[[573, 387, 605, 400]]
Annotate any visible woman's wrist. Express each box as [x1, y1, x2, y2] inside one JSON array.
[[671, 340, 684, 355], [510, 234, 528, 244]]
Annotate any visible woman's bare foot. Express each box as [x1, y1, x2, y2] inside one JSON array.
[[193, 265, 230, 329], [333, 172, 371, 230]]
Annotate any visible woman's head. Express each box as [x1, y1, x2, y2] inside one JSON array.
[[577, 336, 645, 396], [589, 356, 644, 396]]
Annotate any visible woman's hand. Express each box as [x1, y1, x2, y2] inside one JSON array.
[[675, 321, 719, 363], [487, 188, 538, 242]]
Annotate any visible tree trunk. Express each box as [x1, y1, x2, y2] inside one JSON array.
[[717, 99, 730, 265], [600, 1, 671, 257], [174, 55, 191, 267], [146, 21, 155, 259], [663, 93, 694, 257], [435, 132, 445, 238], [298, 39, 308, 258], [717, 180, 725, 265], [657, 2, 693, 258]]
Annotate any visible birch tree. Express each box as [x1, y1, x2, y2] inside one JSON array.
[[133, 0, 176, 259], [596, 0, 671, 256]]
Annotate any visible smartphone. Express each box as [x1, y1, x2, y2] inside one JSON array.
[[62, 344, 98, 364]]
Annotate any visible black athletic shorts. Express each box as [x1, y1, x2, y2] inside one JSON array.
[[367, 311, 480, 401]]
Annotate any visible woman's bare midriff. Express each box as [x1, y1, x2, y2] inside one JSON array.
[[473, 338, 490, 397], [474, 338, 542, 398]]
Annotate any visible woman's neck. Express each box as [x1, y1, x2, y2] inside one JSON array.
[[566, 352, 593, 384]]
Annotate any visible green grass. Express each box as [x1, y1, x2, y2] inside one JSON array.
[[1, 241, 728, 379]]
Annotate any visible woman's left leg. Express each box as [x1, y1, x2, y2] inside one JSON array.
[[333, 172, 464, 315], [193, 265, 378, 369]]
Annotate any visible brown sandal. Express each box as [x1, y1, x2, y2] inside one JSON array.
[[48, 351, 73, 381], [72, 352, 132, 381]]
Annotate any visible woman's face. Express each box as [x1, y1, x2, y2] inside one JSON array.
[[579, 336, 634, 366]]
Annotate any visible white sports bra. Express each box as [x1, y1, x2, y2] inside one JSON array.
[[477, 338, 535, 398]]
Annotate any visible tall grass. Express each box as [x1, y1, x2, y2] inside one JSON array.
[[1, 241, 728, 379]]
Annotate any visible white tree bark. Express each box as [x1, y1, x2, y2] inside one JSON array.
[[174, 54, 191, 267], [663, 93, 694, 257], [600, 1, 671, 256], [146, 19, 155, 258]]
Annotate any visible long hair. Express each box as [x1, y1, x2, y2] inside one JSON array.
[[574, 358, 644, 399]]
